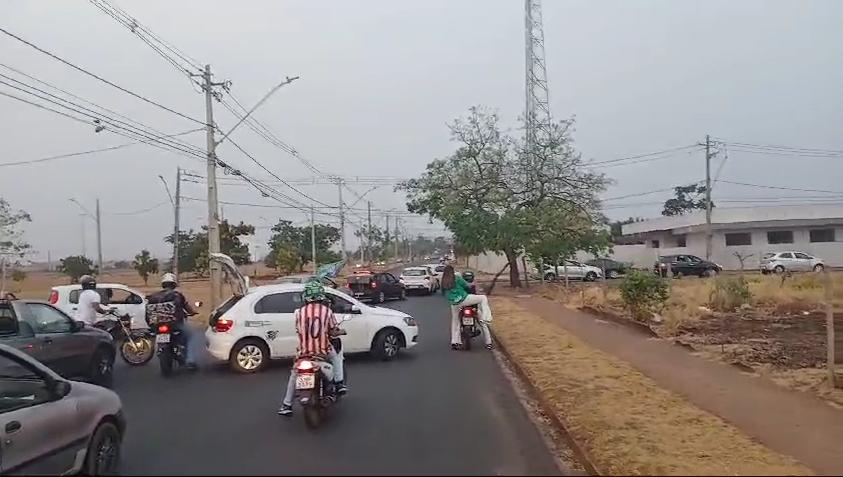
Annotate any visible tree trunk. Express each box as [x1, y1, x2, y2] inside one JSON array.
[[486, 262, 511, 296], [505, 249, 521, 288]]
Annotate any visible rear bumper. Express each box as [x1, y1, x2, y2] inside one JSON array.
[[205, 329, 236, 361]]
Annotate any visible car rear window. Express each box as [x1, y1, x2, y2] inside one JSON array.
[[404, 269, 426, 276], [348, 275, 374, 284], [762, 253, 775, 259], [209, 295, 242, 327]]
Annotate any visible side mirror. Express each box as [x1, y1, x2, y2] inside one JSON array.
[[194, 301, 203, 308], [50, 380, 71, 400], [350, 304, 363, 315], [72, 321, 85, 332]]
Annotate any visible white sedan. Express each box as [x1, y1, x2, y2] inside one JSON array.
[[206, 253, 420, 373]]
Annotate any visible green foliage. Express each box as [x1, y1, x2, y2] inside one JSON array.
[[266, 220, 341, 270], [58, 255, 96, 283], [132, 250, 159, 286], [164, 220, 255, 276], [401, 106, 608, 286], [10, 269, 25, 282], [662, 184, 713, 216], [0, 198, 31, 264], [274, 244, 301, 275], [709, 276, 752, 312], [619, 270, 670, 321]]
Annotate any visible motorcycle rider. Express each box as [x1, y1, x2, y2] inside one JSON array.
[[145, 273, 199, 371], [77, 275, 113, 326], [278, 279, 346, 416], [441, 265, 494, 350]]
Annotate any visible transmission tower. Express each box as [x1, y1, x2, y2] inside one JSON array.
[[524, 0, 552, 153]]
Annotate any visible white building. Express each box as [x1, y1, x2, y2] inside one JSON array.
[[617, 204, 843, 269]]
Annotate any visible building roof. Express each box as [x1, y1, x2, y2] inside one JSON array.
[[622, 204, 843, 235]]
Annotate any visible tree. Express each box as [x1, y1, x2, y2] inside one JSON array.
[[274, 243, 301, 274], [662, 184, 712, 216], [266, 220, 340, 271], [0, 199, 31, 274], [58, 255, 96, 283], [164, 220, 255, 276], [402, 106, 607, 286], [132, 250, 159, 286]]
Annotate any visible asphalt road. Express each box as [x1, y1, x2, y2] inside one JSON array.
[[112, 292, 562, 475]]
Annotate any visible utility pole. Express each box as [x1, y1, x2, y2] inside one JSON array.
[[174, 167, 181, 278], [95, 199, 103, 274], [705, 134, 713, 260], [79, 215, 86, 257], [385, 213, 390, 262], [337, 178, 347, 261], [203, 64, 222, 309], [310, 207, 317, 274], [394, 217, 400, 261], [47, 251, 51, 273], [367, 201, 373, 265]]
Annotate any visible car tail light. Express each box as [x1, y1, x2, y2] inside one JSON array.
[[371, 281, 377, 289], [296, 359, 316, 373], [214, 318, 234, 333], [157, 324, 170, 334], [49, 290, 58, 304]]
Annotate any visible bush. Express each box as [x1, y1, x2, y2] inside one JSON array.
[[10, 269, 25, 282], [708, 276, 752, 312], [619, 270, 669, 321]]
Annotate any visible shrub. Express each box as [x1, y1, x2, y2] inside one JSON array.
[[10, 269, 25, 283], [619, 270, 669, 321], [709, 276, 752, 312]]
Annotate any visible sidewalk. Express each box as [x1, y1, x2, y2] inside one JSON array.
[[512, 296, 843, 476]]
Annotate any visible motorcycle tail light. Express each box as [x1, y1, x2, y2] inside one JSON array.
[[296, 359, 316, 373], [463, 307, 474, 316], [157, 324, 170, 334], [214, 318, 233, 333], [48, 290, 59, 304], [371, 281, 377, 289]]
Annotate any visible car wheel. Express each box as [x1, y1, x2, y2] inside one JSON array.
[[89, 347, 114, 387], [704, 268, 719, 277], [376, 291, 386, 304], [400, 288, 407, 300], [774, 265, 785, 274], [84, 421, 121, 476], [585, 272, 597, 282], [814, 264, 825, 273], [230, 339, 269, 374], [608, 270, 620, 279], [543, 273, 556, 282], [371, 329, 402, 361]]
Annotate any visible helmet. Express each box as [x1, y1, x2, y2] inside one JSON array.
[[462, 271, 475, 283], [303, 279, 326, 303], [161, 273, 177, 286], [79, 275, 96, 289]]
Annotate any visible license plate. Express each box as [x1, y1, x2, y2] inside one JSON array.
[[156, 333, 171, 344], [462, 317, 475, 326], [296, 374, 315, 390]]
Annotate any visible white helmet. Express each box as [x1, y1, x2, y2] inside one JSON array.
[[161, 273, 177, 286]]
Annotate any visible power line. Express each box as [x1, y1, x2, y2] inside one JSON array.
[[106, 200, 169, 216], [0, 26, 204, 125], [602, 182, 702, 201], [716, 179, 843, 195], [585, 144, 700, 167]]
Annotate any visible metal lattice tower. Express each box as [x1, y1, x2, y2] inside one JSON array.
[[524, 0, 552, 152]]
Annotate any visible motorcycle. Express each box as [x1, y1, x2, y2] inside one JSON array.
[[152, 321, 188, 377], [95, 310, 154, 366], [458, 271, 481, 351], [293, 322, 347, 429]]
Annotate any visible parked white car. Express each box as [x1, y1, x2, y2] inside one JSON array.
[[760, 251, 825, 274], [399, 266, 436, 295], [425, 263, 446, 287], [540, 260, 603, 282], [50, 283, 147, 329], [206, 253, 420, 373]]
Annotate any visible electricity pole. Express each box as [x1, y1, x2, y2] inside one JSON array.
[[174, 168, 181, 278], [705, 134, 713, 260], [337, 178, 347, 261], [394, 217, 400, 260], [367, 201, 373, 265], [203, 64, 223, 309], [385, 213, 390, 262], [95, 199, 103, 274], [310, 207, 317, 273]]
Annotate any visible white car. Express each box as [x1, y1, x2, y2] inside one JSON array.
[[206, 253, 420, 373], [540, 260, 603, 282], [760, 251, 825, 274], [400, 266, 436, 295], [425, 263, 446, 287], [49, 283, 147, 330]]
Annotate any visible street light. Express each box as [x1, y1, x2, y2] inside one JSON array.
[[69, 198, 102, 275]]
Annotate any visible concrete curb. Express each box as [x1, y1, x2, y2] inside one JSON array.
[[491, 328, 601, 476]]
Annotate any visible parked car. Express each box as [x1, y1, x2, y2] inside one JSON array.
[[206, 253, 419, 373], [655, 255, 722, 277], [585, 258, 631, 279], [0, 343, 125, 475], [541, 260, 603, 281], [760, 251, 825, 274], [0, 298, 115, 386], [50, 283, 147, 330], [400, 266, 436, 295], [346, 271, 406, 303]]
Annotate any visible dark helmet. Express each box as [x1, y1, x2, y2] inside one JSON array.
[[79, 274, 97, 290], [462, 271, 475, 283]]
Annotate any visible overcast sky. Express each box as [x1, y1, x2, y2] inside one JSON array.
[[2, 0, 842, 261]]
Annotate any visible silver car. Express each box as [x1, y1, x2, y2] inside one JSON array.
[[0, 343, 125, 474], [540, 260, 603, 281], [760, 251, 825, 274]]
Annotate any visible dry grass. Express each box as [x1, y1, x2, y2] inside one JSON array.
[[761, 367, 843, 409], [491, 296, 812, 476]]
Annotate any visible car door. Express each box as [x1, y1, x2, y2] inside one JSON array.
[[17, 304, 82, 378], [777, 252, 794, 270], [384, 273, 401, 298], [103, 286, 146, 329], [326, 291, 369, 353], [253, 291, 303, 358], [793, 252, 813, 271], [564, 260, 585, 279], [0, 352, 78, 475]]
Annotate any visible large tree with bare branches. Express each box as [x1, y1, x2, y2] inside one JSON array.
[[401, 106, 608, 287]]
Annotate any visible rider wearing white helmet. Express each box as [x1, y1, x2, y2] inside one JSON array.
[[76, 274, 113, 325], [146, 273, 199, 370]]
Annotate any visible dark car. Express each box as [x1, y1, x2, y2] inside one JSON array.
[[654, 255, 722, 278], [585, 258, 631, 279], [346, 271, 406, 303], [0, 298, 115, 386]]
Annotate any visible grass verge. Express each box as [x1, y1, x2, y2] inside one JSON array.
[[490, 296, 812, 476]]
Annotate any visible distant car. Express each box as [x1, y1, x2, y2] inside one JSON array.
[[655, 255, 722, 277], [50, 283, 147, 330], [585, 258, 631, 279], [205, 254, 419, 372], [760, 251, 825, 274], [346, 271, 406, 303], [0, 298, 115, 386], [0, 343, 125, 475], [400, 266, 436, 295], [426, 263, 446, 283], [541, 260, 603, 281]]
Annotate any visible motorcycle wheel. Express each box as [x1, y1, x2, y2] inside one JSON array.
[[159, 347, 174, 377], [461, 328, 472, 351], [303, 404, 323, 429], [120, 336, 154, 366]]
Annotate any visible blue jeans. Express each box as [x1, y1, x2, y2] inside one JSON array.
[[282, 349, 344, 407], [172, 322, 199, 365]]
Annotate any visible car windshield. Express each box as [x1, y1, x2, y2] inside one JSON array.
[[404, 269, 426, 276], [762, 253, 776, 259]]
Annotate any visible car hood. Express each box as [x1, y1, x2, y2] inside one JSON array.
[[365, 305, 410, 319], [69, 381, 122, 413]]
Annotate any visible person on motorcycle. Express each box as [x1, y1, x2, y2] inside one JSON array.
[[440, 265, 494, 350], [77, 275, 113, 326], [145, 273, 199, 371], [278, 279, 347, 417]]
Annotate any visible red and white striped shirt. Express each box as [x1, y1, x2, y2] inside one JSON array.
[[294, 302, 338, 358]]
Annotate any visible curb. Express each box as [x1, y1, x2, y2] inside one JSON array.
[[491, 328, 601, 476], [578, 305, 657, 337]]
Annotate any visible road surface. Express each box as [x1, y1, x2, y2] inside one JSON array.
[[113, 292, 562, 475]]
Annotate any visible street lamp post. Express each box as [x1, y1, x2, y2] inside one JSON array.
[[70, 198, 102, 274]]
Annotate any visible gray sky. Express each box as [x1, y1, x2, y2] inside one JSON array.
[[2, 0, 842, 261]]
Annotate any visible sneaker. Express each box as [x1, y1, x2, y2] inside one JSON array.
[[336, 382, 348, 395], [485, 344, 494, 350], [451, 343, 461, 350], [277, 404, 293, 416]]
